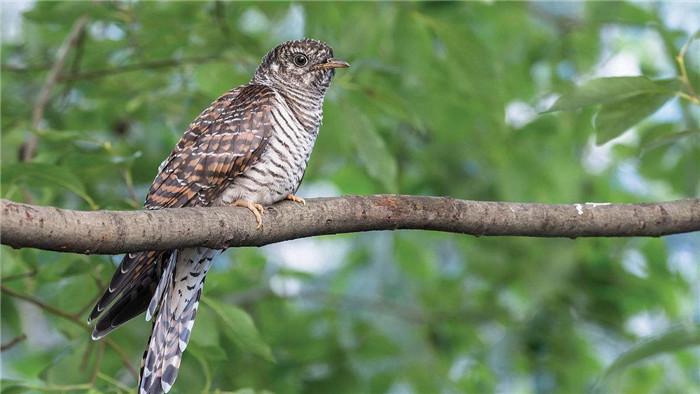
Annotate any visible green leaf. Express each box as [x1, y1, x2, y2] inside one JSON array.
[[682, 31, 700, 92], [189, 302, 220, 348], [594, 93, 674, 144], [201, 296, 275, 362], [545, 77, 672, 112], [591, 324, 700, 393], [341, 102, 398, 193], [593, 78, 682, 144], [0, 162, 98, 209], [0, 380, 33, 394], [587, 1, 660, 25], [683, 28, 700, 44], [33, 129, 92, 142], [641, 129, 700, 155]]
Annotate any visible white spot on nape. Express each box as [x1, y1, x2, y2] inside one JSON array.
[[575, 204, 584, 215]]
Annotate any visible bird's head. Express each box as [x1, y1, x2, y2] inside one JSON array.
[[252, 39, 349, 95]]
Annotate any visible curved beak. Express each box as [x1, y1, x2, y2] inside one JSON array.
[[312, 58, 350, 70]]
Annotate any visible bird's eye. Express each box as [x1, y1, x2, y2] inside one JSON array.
[[293, 53, 308, 67]]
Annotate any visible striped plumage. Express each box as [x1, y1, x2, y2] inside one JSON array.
[[88, 39, 348, 393]]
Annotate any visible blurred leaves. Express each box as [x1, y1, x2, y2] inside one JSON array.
[[595, 95, 669, 144], [341, 102, 398, 193], [202, 297, 275, 363], [2, 162, 98, 209], [546, 77, 685, 143], [1, 1, 699, 393], [592, 324, 700, 393], [641, 129, 700, 155], [547, 77, 669, 111]]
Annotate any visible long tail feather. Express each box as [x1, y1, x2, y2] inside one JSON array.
[[138, 247, 220, 394], [90, 251, 170, 339], [147, 251, 178, 321], [89, 251, 167, 324]]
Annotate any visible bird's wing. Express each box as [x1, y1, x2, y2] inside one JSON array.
[[89, 84, 277, 332], [145, 83, 277, 209]]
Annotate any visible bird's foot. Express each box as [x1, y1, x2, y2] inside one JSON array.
[[233, 200, 265, 229], [285, 194, 306, 205]]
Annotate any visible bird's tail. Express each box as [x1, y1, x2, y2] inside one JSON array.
[[90, 250, 169, 339], [138, 247, 220, 394]]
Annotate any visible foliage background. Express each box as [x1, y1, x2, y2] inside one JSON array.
[[1, 1, 699, 393]]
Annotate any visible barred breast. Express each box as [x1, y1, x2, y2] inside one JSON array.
[[218, 90, 322, 207]]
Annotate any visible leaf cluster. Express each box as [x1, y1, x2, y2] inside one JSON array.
[[1, 2, 699, 393]]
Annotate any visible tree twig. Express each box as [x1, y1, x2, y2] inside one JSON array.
[[21, 16, 89, 162], [89, 342, 105, 386], [3, 55, 226, 81], [2, 196, 698, 255], [73, 290, 105, 319], [1, 268, 38, 282], [1, 334, 27, 351], [56, 55, 225, 82], [0, 284, 138, 378], [676, 30, 699, 103]]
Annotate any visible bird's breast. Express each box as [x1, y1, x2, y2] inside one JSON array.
[[218, 94, 320, 207]]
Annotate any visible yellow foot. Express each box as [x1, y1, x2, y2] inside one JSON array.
[[233, 200, 264, 229], [285, 194, 306, 205]]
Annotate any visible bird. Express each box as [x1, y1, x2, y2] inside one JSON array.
[[87, 39, 348, 394]]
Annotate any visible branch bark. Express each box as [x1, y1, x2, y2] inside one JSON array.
[[2, 196, 699, 255]]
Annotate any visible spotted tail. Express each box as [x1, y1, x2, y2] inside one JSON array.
[[139, 247, 220, 394]]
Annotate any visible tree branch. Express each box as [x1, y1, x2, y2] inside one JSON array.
[[1, 334, 27, 352], [21, 16, 89, 162], [0, 285, 138, 378], [56, 55, 224, 82], [2, 196, 698, 255]]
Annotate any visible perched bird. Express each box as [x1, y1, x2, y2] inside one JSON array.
[[88, 39, 348, 393]]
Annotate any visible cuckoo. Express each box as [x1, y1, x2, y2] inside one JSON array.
[[88, 39, 349, 393]]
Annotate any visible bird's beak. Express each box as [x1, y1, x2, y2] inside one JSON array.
[[312, 58, 350, 70]]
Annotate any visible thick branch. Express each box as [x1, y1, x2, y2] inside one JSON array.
[[2, 196, 698, 255]]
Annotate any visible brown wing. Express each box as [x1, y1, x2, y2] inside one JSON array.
[[145, 83, 277, 209], [89, 84, 277, 334]]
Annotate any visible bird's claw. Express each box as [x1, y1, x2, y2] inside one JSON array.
[[285, 194, 306, 205], [233, 200, 265, 229]]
